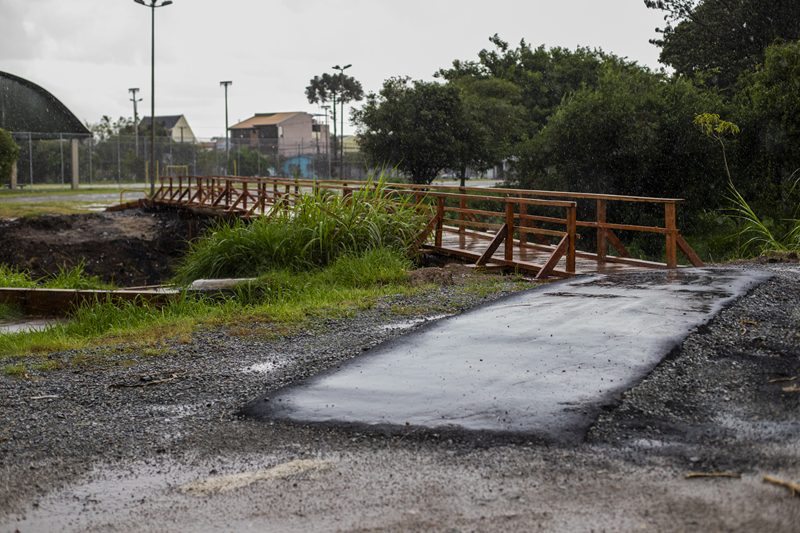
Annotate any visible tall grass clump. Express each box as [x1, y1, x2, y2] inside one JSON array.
[[727, 184, 800, 255], [173, 175, 427, 284]]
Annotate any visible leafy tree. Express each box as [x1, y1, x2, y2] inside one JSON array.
[[511, 64, 727, 235], [438, 35, 616, 135], [353, 77, 464, 185], [645, 0, 800, 89], [306, 72, 364, 173], [0, 128, 20, 183], [448, 76, 525, 186]]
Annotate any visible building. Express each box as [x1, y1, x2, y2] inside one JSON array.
[[0, 70, 91, 189], [229, 112, 330, 157], [139, 115, 197, 143]]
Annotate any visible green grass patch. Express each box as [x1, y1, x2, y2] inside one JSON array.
[[172, 177, 427, 284], [2, 363, 26, 377], [0, 261, 115, 290], [0, 303, 24, 321], [0, 200, 99, 218]]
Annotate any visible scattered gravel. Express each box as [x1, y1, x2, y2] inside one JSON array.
[[1, 263, 799, 531]]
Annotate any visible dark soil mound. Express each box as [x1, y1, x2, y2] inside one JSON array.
[[0, 211, 198, 287]]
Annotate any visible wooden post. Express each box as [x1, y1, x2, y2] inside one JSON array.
[[70, 138, 79, 190], [519, 195, 528, 246], [505, 199, 515, 261], [567, 204, 576, 273], [458, 187, 466, 234], [242, 181, 248, 211], [665, 202, 677, 268], [435, 196, 444, 248], [597, 199, 607, 262]]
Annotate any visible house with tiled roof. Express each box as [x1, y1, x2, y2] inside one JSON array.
[[229, 112, 329, 156]]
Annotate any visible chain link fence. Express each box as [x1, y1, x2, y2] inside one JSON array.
[[8, 133, 375, 190]]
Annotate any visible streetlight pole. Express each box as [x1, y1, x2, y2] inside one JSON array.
[[220, 81, 232, 172], [134, 0, 173, 197], [128, 88, 142, 156], [332, 64, 351, 179]]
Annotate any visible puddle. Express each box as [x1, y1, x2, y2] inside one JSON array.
[[381, 315, 450, 331]]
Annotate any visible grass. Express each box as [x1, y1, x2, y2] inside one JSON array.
[[172, 176, 428, 284], [0, 200, 101, 218], [0, 261, 115, 290], [0, 250, 526, 361]]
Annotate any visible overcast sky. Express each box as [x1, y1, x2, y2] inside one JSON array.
[[1, 0, 667, 139]]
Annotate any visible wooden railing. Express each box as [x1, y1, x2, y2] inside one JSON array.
[[147, 176, 704, 273]]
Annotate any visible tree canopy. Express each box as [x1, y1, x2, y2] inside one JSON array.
[[353, 78, 463, 185], [0, 128, 20, 182], [645, 0, 800, 89]]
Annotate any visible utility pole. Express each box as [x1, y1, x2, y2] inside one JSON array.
[[129, 88, 142, 156], [332, 64, 351, 178], [220, 81, 232, 169], [133, 0, 174, 197], [321, 105, 331, 179]]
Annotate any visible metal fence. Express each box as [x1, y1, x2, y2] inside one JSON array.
[[8, 133, 375, 189]]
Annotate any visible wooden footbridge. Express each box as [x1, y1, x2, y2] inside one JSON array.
[[109, 175, 704, 280]]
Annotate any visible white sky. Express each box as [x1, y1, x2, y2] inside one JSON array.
[[0, 0, 667, 139]]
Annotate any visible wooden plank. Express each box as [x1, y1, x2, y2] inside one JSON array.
[[389, 183, 685, 203], [515, 226, 568, 238], [665, 203, 677, 268], [505, 200, 515, 261], [576, 220, 680, 234], [676, 235, 704, 267], [606, 229, 632, 258], [414, 214, 439, 252], [442, 218, 505, 231], [597, 199, 607, 262], [476, 224, 508, 266], [535, 234, 570, 280], [519, 201, 528, 245], [417, 191, 577, 208], [566, 205, 576, 273], [435, 196, 444, 248], [446, 206, 509, 219]]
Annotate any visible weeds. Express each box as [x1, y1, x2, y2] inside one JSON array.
[[3, 363, 25, 377], [172, 174, 427, 284], [0, 261, 115, 290]]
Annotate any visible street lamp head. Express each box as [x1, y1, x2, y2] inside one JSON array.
[[161, 1, 173, 6], [343, 64, 352, 70], [220, 81, 233, 86], [133, 0, 146, 4]]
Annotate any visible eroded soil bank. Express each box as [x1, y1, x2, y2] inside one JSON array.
[[0, 265, 798, 532], [0, 210, 198, 287]]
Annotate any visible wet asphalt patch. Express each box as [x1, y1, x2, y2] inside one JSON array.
[[244, 268, 771, 444]]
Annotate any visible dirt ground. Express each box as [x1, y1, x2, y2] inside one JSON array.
[[0, 210, 199, 287]]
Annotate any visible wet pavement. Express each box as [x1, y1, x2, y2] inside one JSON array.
[[245, 268, 771, 443]]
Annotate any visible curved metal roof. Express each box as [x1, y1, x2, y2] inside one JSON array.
[[0, 71, 91, 138]]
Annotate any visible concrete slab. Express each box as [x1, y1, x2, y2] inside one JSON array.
[[244, 268, 770, 443]]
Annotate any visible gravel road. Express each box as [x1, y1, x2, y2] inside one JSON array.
[[1, 264, 799, 532]]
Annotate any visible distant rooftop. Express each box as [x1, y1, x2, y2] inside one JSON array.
[[0, 70, 91, 138], [230, 112, 306, 129]]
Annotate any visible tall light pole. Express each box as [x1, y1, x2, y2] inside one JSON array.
[[134, 0, 173, 197], [220, 81, 232, 170], [332, 64, 351, 178], [128, 88, 142, 156]]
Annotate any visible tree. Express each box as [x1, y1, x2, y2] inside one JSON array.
[[645, 0, 800, 89], [448, 77, 525, 186], [438, 35, 616, 135], [0, 128, 20, 183], [353, 77, 463, 185], [306, 72, 364, 176], [511, 64, 728, 242]]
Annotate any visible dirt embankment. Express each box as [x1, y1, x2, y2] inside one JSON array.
[[0, 211, 199, 287]]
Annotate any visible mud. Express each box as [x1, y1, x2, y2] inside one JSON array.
[[0, 211, 199, 287]]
